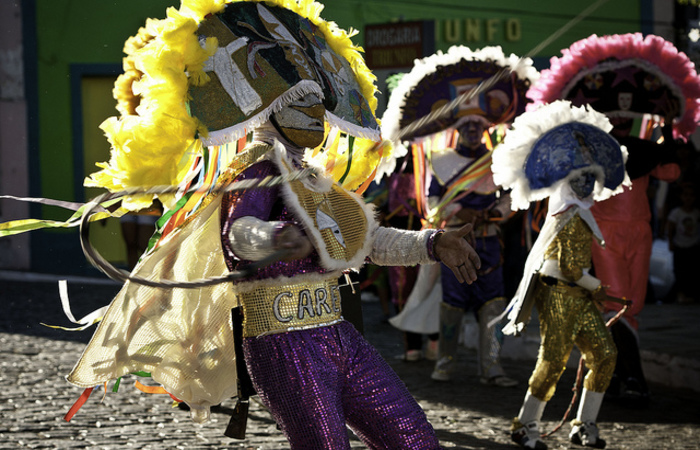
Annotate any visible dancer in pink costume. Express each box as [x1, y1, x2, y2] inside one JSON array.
[[528, 32, 700, 405]]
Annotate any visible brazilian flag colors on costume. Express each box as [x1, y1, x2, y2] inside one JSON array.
[[1, 0, 391, 425]]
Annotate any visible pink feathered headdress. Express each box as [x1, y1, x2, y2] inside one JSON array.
[[528, 33, 700, 139]]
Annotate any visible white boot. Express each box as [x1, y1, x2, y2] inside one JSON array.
[[569, 389, 606, 448], [511, 392, 547, 449], [478, 298, 517, 387]]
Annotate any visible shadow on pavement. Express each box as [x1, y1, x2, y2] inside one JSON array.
[[0, 279, 121, 343]]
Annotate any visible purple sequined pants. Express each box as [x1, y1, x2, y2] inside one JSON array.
[[243, 320, 441, 449]]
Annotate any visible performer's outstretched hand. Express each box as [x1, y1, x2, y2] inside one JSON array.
[[434, 223, 481, 284], [275, 225, 313, 261]]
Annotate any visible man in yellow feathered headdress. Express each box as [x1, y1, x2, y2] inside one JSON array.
[[60, 1, 484, 448]]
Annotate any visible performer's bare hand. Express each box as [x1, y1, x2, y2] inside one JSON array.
[[275, 225, 313, 261], [434, 223, 481, 284]]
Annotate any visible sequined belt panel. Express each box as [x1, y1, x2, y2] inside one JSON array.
[[240, 279, 343, 337]]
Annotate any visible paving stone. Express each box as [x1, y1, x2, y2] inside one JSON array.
[[1, 279, 700, 449]]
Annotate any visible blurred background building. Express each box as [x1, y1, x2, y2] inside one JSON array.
[[0, 0, 696, 275]]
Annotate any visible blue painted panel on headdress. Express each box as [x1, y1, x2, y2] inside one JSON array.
[[525, 122, 625, 190]]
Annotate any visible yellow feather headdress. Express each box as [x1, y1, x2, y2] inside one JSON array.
[[86, 0, 383, 210]]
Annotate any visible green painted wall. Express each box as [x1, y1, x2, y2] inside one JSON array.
[[29, 0, 644, 274], [30, 1, 177, 273], [35, 0, 177, 206], [33, 0, 644, 195], [325, 1, 642, 57], [34, 0, 643, 202]]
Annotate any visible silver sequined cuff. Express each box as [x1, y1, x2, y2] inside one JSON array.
[[228, 216, 292, 261]]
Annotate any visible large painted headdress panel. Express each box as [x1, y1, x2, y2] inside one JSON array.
[[382, 46, 540, 143], [190, 1, 379, 145], [84, 0, 380, 209], [529, 33, 700, 139], [525, 122, 625, 193]]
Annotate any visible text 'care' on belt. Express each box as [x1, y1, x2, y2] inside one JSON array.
[[239, 278, 343, 337]]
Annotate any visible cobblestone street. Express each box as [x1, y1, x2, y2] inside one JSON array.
[[1, 278, 699, 449]]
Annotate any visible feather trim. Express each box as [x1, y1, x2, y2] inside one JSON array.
[[271, 142, 379, 272], [86, 0, 379, 210], [382, 45, 540, 144], [529, 33, 700, 139], [492, 100, 631, 211], [373, 142, 408, 182]]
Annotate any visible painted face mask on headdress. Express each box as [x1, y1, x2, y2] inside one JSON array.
[[271, 93, 326, 148], [189, 2, 379, 146], [525, 122, 625, 193], [528, 33, 700, 139], [491, 101, 631, 211]]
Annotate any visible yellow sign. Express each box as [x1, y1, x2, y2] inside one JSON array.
[[438, 18, 522, 44]]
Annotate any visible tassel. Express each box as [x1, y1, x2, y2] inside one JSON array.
[[134, 380, 183, 403], [64, 387, 95, 422], [224, 399, 250, 440]]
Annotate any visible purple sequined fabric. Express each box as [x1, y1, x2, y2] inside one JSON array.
[[244, 321, 440, 449], [221, 158, 441, 448]]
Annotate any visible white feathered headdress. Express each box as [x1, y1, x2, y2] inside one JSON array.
[[492, 100, 631, 211]]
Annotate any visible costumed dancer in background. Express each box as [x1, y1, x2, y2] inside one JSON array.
[[0, 1, 483, 448], [376, 72, 439, 362], [384, 148, 436, 361], [666, 182, 700, 304], [492, 101, 630, 450], [426, 116, 516, 386], [528, 33, 700, 404], [381, 45, 539, 386]]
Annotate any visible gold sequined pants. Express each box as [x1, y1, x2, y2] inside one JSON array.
[[529, 277, 617, 402]]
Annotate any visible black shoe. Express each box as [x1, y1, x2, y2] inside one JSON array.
[[570, 421, 606, 449], [511, 420, 547, 449]]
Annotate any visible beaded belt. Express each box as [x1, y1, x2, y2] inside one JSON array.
[[239, 278, 343, 337], [541, 275, 578, 288]]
